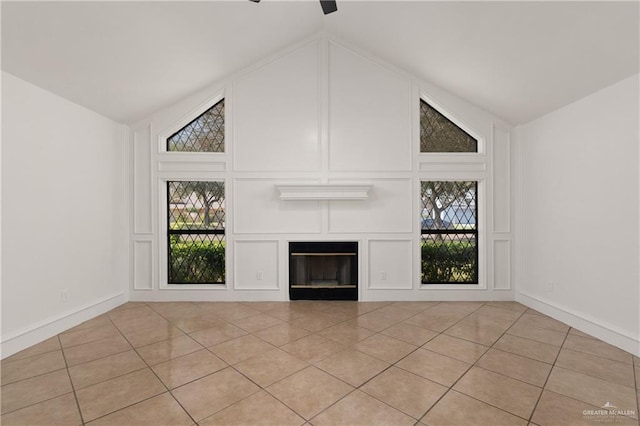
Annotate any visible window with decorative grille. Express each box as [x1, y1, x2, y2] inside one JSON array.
[[420, 100, 477, 153], [167, 181, 225, 284], [420, 181, 478, 284], [167, 99, 224, 152]]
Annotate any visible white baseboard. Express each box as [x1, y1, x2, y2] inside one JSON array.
[[363, 289, 515, 302], [1, 292, 127, 359], [129, 289, 516, 303], [517, 291, 640, 357]]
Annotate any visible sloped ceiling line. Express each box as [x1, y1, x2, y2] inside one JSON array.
[[2, 1, 638, 125]]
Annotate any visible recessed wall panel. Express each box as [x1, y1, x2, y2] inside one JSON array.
[[492, 239, 511, 290], [368, 240, 412, 289], [234, 241, 279, 290], [233, 179, 321, 234], [133, 128, 152, 234], [328, 43, 411, 172], [328, 179, 412, 233], [133, 240, 153, 290], [493, 126, 511, 233], [234, 42, 320, 171]]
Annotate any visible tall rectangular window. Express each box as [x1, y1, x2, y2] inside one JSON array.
[[420, 181, 478, 284], [167, 181, 225, 284]]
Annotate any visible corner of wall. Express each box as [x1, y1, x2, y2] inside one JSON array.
[[1, 74, 132, 358], [1, 292, 127, 359], [513, 76, 640, 356]]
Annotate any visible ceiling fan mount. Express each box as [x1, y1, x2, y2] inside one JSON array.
[[249, 0, 337, 15]]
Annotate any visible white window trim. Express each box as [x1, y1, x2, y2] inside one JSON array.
[[158, 177, 229, 290]]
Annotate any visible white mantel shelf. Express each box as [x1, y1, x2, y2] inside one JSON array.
[[276, 184, 373, 201]]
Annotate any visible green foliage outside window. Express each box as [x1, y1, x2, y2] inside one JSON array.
[[169, 238, 225, 284], [421, 240, 477, 283]]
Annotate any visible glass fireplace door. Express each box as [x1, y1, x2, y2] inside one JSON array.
[[289, 242, 358, 300]]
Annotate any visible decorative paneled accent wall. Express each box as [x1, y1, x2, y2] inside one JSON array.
[[133, 240, 153, 290], [133, 126, 153, 234], [233, 179, 322, 235], [234, 43, 321, 172], [129, 36, 513, 301], [368, 240, 413, 290], [490, 125, 512, 291], [328, 44, 412, 172], [234, 241, 280, 291], [327, 179, 413, 234]]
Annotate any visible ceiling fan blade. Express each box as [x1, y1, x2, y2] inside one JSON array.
[[320, 0, 337, 15], [249, 0, 260, 3]]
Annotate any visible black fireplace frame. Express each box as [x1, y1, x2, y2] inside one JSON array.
[[289, 241, 358, 301]]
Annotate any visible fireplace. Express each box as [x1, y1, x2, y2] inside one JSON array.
[[289, 241, 358, 300]]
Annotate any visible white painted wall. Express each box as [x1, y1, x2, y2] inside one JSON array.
[[1, 72, 128, 357], [130, 35, 513, 302], [517, 74, 640, 355], [234, 42, 321, 172], [328, 43, 411, 172]]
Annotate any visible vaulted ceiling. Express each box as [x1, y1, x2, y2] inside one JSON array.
[[2, 1, 638, 125]]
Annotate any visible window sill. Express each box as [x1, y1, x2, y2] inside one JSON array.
[[419, 283, 485, 290], [161, 284, 227, 290]]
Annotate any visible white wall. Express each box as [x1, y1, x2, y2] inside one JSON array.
[[1, 72, 128, 358], [516, 74, 640, 355], [130, 35, 513, 302]]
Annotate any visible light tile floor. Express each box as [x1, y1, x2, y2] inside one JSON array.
[[1, 301, 639, 425]]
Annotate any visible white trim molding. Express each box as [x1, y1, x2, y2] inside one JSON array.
[[518, 291, 640, 357], [277, 184, 372, 200], [1, 292, 127, 359]]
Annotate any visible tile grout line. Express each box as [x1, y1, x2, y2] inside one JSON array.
[[194, 343, 310, 422], [212, 303, 433, 424], [2, 304, 181, 425], [103, 305, 201, 426], [0, 362, 68, 388], [469, 312, 565, 384], [261, 371, 330, 423], [525, 324, 571, 424], [490, 305, 564, 424], [71, 303, 187, 424], [554, 344, 639, 391], [560, 335, 636, 363], [305, 332, 427, 426], [318, 302, 517, 423], [4, 301, 637, 425], [60, 343, 134, 370], [634, 356, 640, 421], [176, 313, 311, 423], [0, 349, 82, 420], [205, 348, 316, 422], [1, 346, 62, 366], [431, 308, 566, 351], [492, 325, 634, 370], [418, 301, 532, 424], [0, 318, 137, 417], [57, 333, 87, 426], [376, 302, 535, 422]]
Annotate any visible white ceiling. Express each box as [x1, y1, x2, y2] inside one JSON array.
[[2, 1, 638, 125]]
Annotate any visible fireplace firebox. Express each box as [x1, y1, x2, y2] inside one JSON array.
[[289, 242, 358, 300]]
